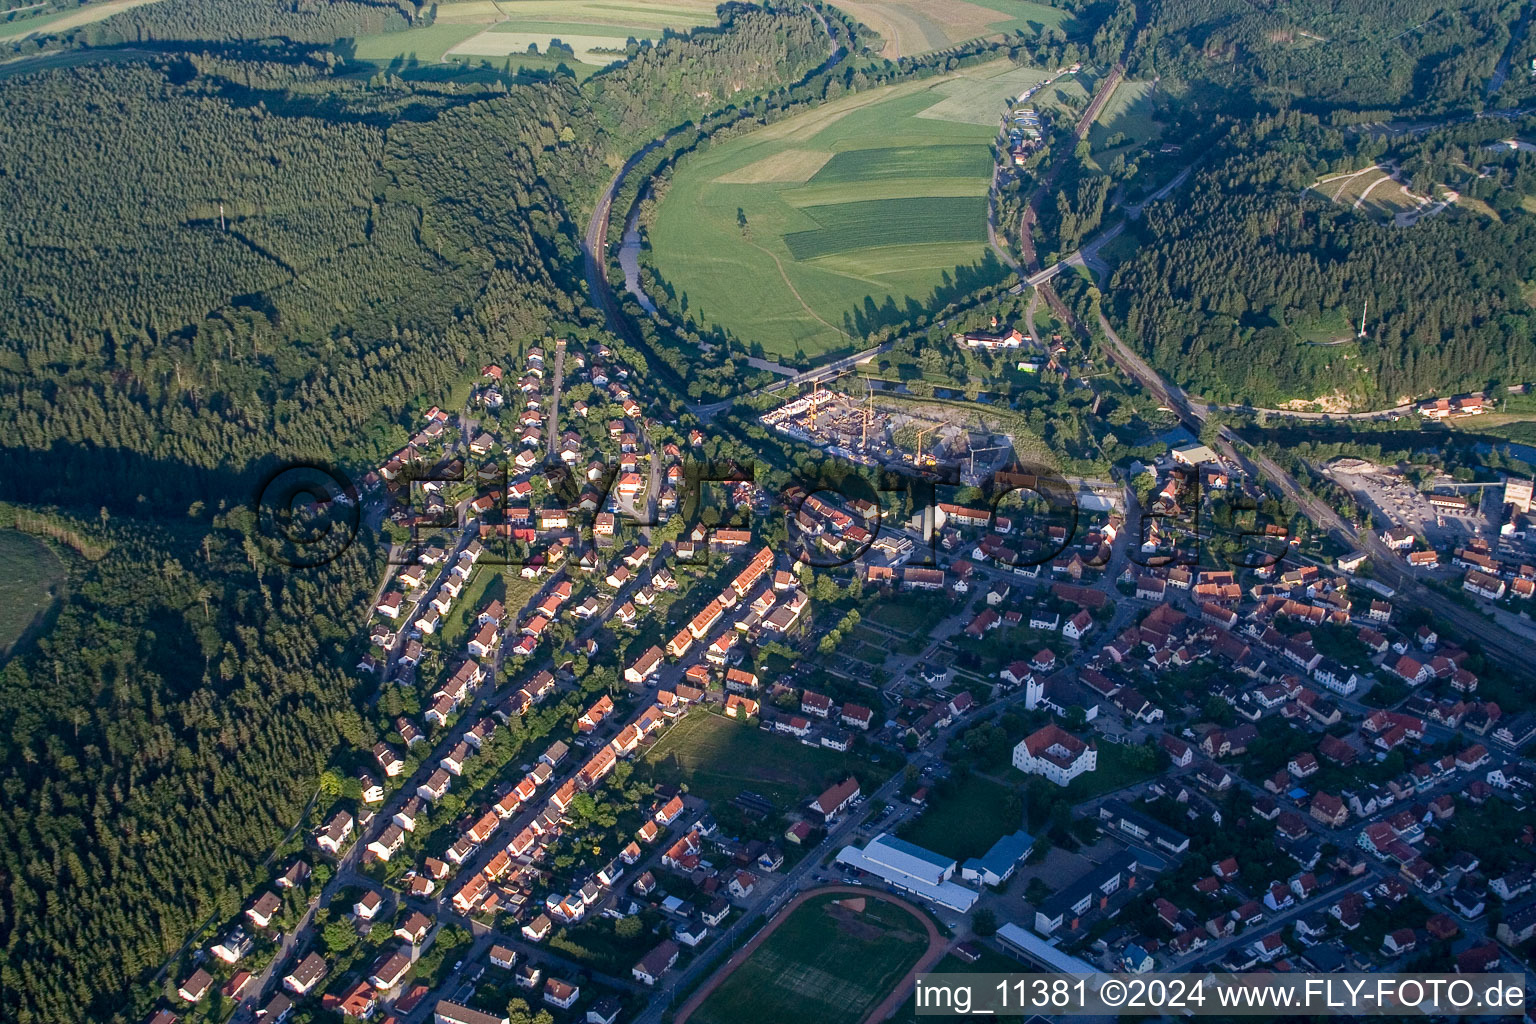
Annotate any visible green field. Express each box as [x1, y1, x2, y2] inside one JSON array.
[[783, 196, 986, 260], [648, 62, 1028, 359], [0, 530, 65, 655], [899, 774, 1022, 862], [643, 707, 859, 808], [917, 64, 1054, 125], [348, 21, 490, 64], [0, 5, 78, 41], [1088, 78, 1162, 155], [0, 0, 163, 43], [689, 892, 931, 1024], [344, 0, 719, 78], [827, 0, 1076, 58]]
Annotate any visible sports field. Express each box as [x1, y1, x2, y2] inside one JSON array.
[[828, 0, 1075, 58], [687, 892, 933, 1024], [346, 0, 718, 77], [647, 61, 1029, 359], [0, 530, 65, 656]]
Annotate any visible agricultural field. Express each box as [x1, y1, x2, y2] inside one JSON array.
[[0, 530, 65, 656], [915, 63, 1053, 125], [0, 0, 162, 43], [345, 0, 719, 78], [828, 0, 1076, 58], [647, 61, 1032, 359], [642, 707, 864, 809], [1087, 78, 1163, 156], [688, 892, 933, 1024], [1028, 69, 1092, 118]]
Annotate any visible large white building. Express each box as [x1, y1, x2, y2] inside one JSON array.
[[1013, 724, 1097, 786], [835, 834, 978, 912]]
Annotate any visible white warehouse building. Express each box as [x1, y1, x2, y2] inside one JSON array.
[[835, 833, 978, 912]]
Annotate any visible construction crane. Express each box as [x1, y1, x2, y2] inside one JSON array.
[[861, 382, 876, 448], [914, 424, 938, 467], [967, 444, 1010, 479], [808, 368, 852, 432]]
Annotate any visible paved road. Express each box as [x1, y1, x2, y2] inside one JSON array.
[[628, 762, 915, 1024], [1089, 303, 1536, 682], [546, 338, 566, 452], [237, 529, 664, 1017], [987, 160, 1024, 273], [580, 4, 845, 422]]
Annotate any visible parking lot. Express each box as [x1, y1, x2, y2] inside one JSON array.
[[1327, 462, 1497, 549]]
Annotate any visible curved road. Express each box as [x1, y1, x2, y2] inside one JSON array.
[[581, 3, 846, 399]]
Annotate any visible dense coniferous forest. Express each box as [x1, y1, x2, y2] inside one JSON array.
[[0, 8, 837, 1022], [0, 4, 832, 516], [97, 0, 420, 44], [1107, 111, 1536, 407], [1138, 0, 1533, 113], [584, 3, 830, 140], [0, 58, 590, 509], [0, 503, 384, 1024], [4, 0, 1536, 1019]]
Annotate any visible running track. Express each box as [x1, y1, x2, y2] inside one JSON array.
[[673, 885, 952, 1024]]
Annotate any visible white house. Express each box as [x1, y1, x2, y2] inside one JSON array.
[[1012, 724, 1097, 786]]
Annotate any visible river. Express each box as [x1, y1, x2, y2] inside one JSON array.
[[617, 208, 657, 315]]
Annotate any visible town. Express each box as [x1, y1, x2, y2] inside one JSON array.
[[143, 327, 1536, 1024], [15, 4, 1536, 1024]]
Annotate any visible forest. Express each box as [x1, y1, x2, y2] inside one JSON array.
[[64, 0, 417, 47], [1135, 0, 1535, 115], [1106, 110, 1536, 408], [0, 9, 834, 1023], [4, 0, 1536, 1019], [0, 3, 831, 514], [0, 57, 593, 512], [0, 502, 385, 1024]]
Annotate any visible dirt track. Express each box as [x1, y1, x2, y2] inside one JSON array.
[[673, 884, 952, 1024]]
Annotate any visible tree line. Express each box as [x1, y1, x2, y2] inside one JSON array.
[[1106, 109, 1536, 407]]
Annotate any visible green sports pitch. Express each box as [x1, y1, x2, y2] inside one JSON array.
[[646, 61, 1032, 360], [687, 892, 933, 1024]]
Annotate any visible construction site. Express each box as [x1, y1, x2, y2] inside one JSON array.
[[759, 375, 1016, 484]]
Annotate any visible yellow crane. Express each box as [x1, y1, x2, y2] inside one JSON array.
[[808, 369, 852, 432], [914, 424, 937, 466], [861, 383, 875, 448]]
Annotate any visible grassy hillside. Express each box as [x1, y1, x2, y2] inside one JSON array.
[[828, 0, 1076, 58], [646, 60, 1029, 360], [345, 0, 719, 79]]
